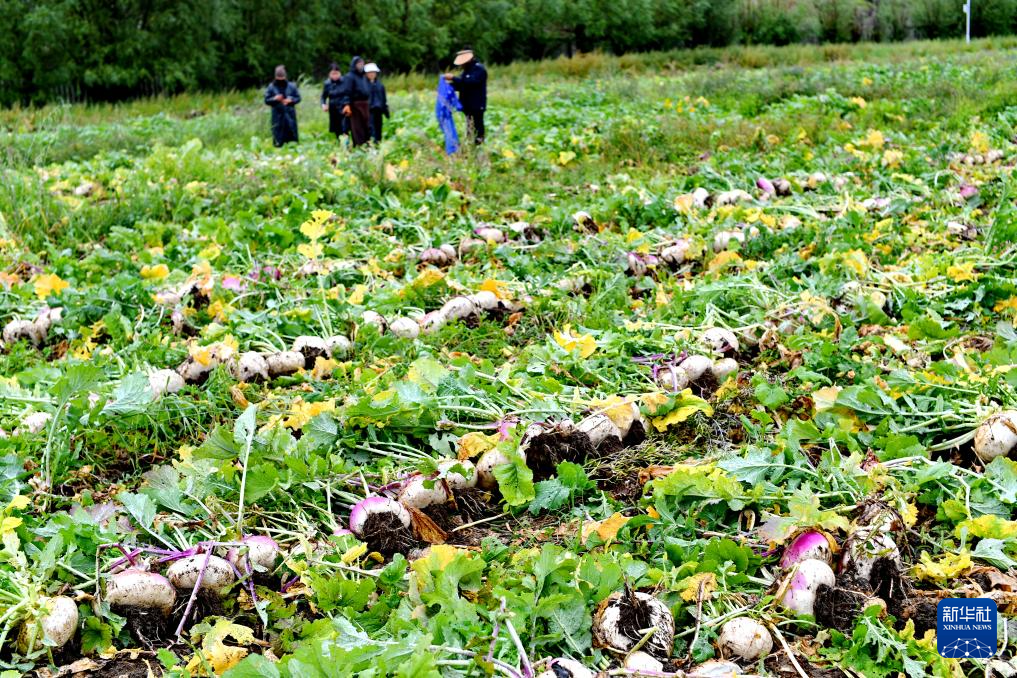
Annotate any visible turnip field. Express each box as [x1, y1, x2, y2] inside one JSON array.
[[4, 39, 1017, 678]]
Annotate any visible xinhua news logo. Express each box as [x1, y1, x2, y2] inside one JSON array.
[[937, 599, 998, 659]]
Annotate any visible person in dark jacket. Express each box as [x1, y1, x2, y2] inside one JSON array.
[[364, 63, 389, 143], [264, 65, 301, 146], [444, 48, 487, 144], [320, 63, 346, 140], [340, 56, 371, 147]]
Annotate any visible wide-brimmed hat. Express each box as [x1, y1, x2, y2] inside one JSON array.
[[364, 63, 380, 73], [453, 50, 474, 66]]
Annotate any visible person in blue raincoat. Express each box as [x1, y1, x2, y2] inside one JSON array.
[[435, 75, 462, 154], [265, 65, 301, 146]]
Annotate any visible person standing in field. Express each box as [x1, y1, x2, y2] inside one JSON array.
[[364, 63, 389, 143], [320, 63, 346, 141], [444, 47, 487, 144], [264, 65, 301, 146], [340, 56, 372, 146]]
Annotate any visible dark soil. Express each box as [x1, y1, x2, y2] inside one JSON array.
[[359, 511, 419, 555], [525, 427, 596, 481]]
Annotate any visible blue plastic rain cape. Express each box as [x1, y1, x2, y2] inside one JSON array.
[[435, 76, 463, 155]]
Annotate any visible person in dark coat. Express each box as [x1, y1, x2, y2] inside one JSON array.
[[364, 63, 389, 143], [320, 63, 346, 140], [444, 48, 487, 144], [264, 65, 301, 146], [340, 56, 371, 147]]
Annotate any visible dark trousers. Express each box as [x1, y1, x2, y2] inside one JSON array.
[[464, 108, 485, 144], [369, 109, 384, 143], [349, 101, 370, 146]]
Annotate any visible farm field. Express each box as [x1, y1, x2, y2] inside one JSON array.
[[3, 37, 1017, 677]]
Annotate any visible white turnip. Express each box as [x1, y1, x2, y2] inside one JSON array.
[[713, 229, 745, 252], [536, 658, 594, 678], [660, 239, 692, 267], [477, 447, 525, 490], [231, 351, 269, 382], [265, 350, 305, 377], [624, 651, 663, 672], [593, 589, 674, 658], [437, 458, 477, 490], [167, 555, 235, 594], [679, 355, 714, 383], [776, 558, 836, 617], [717, 617, 772, 661], [227, 535, 280, 575], [361, 310, 387, 332], [349, 497, 411, 538], [389, 317, 420, 339], [148, 369, 185, 398], [576, 414, 622, 450], [398, 475, 450, 510], [105, 569, 176, 616], [656, 365, 690, 391], [703, 327, 739, 354], [292, 336, 330, 368], [15, 411, 51, 436], [711, 358, 739, 383], [325, 334, 353, 358], [17, 595, 78, 654], [974, 411, 1017, 463]]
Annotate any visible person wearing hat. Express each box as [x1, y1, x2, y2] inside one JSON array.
[[264, 65, 301, 147], [444, 47, 487, 144], [339, 56, 372, 147], [320, 63, 346, 141], [364, 63, 389, 143]]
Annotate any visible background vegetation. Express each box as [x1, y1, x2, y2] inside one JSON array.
[[5, 0, 1017, 106]]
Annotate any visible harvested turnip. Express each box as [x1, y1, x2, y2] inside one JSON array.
[[689, 660, 744, 678], [349, 497, 415, 553], [776, 558, 836, 617], [148, 369, 185, 398], [420, 310, 448, 334], [572, 211, 596, 230], [773, 178, 792, 196], [398, 475, 450, 510], [576, 414, 622, 451], [717, 617, 772, 661], [756, 177, 776, 195], [442, 296, 480, 321], [265, 350, 304, 377], [593, 588, 674, 658], [713, 229, 745, 252], [656, 365, 690, 391], [227, 535, 280, 575], [703, 327, 739, 354], [624, 651, 663, 672], [839, 501, 902, 588], [231, 351, 269, 382], [15, 411, 51, 436], [536, 658, 594, 678], [437, 458, 477, 490], [292, 336, 329, 368], [167, 554, 235, 594], [325, 334, 353, 358], [389, 316, 420, 339], [105, 569, 177, 644], [679, 354, 714, 383], [626, 252, 658, 277], [475, 226, 506, 243], [974, 411, 1017, 463], [469, 290, 499, 311], [361, 310, 387, 332], [477, 447, 525, 490], [660, 239, 692, 267], [17, 595, 78, 654], [419, 245, 457, 267], [712, 189, 752, 207], [781, 529, 835, 569], [711, 358, 739, 383]]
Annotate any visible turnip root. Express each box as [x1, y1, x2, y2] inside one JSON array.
[[839, 501, 902, 588], [325, 334, 352, 358], [717, 617, 772, 661], [419, 245, 457, 267], [624, 651, 663, 673], [713, 229, 745, 252], [689, 660, 745, 678], [15, 411, 52, 436], [781, 529, 836, 569], [265, 350, 305, 377], [398, 475, 450, 510], [361, 310, 387, 332], [703, 327, 739, 354], [576, 414, 622, 451], [974, 411, 1017, 463], [349, 497, 415, 553], [660, 239, 692, 267], [656, 365, 690, 391], [17, 595, 78, 654], [477, 447, 525, 490], [442, 296, 480, 321], [148, 369, 185, 398], [167, 555, 235, 594], [469, 290, 499, 311], [626, 252, 658, 277], [711, 358, 739, 383], [679, 355, 714, 383], [756, 177, 776, 195], [227, 535, 280, 575], [594, 589, 674, 658], [776, 558, 836, 617], [773, 178, 792, 196], [389, 317, 420, 339], [536, 658, 594, 678], [106, 570, 176, 614], [231, 351, 269, 382], [572, 211, 596, 231], [437, 459, 477, 490], [474, 226, 506, 243], [3, 319, 46, 347], [458, 237, 486, 255], [292, 336, 329, 368], [420, 310, 448, 334], [712, 189, 752, 207]]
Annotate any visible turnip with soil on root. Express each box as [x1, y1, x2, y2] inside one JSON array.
[[717, 617, 772, 662], [974, 410, 1017, 463], [711, 358, 739, 383], [398, 474, 450, 509], [265, 350, 305, 377], [389, 316, 421, 339], [776, 558, 836, 617], [780, 529, 836, 569], [166, 554, 235, 594], [147, 368, 185, 398], [593, 587, 675, 658], [838, 500, 903, 589], [104, 569, 177, 645], [477, 447, 525, 489], [535, 657, 594, 678], [292, 335, 329, 368], [227, 535, 281, 576], [349, 496, 416, 553], [325, 334, 352, 358], [623, 650, 663, 672], [230, 351, 269, 382], [702, 327, 739, 355], [17, 595, 78, 654]]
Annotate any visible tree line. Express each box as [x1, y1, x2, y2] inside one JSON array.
[[4, 0, 1017, 106]]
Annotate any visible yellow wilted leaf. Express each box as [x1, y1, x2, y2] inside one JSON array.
[[554, 325, 597, 359], [414, 267, 446, 288], [863, 129, 885, 150], [850, 96, 867, 108], [297, 241, 323, 260], [347, 284, 367, 305], [882, 149, 904, 168], [300, 219, 327, 241], [813, 386, 842, 412], [311, 357, 337, 380], [971, 130, 991, 154], [582, 512, 630, 542], [590, 395, 639, 433], [680, 572, 717, 602], [458, 432, 498, 460], [707, 250, 742, 274], [1, 517, 22, 534], [185, 619, 257, 675], [646, 390, 714, 433], [7, 496, 30, 511], [947, 262, 979, 283], [557, 150, 576, 166], [140, 264, 169, 280], [912, 551, 972, 583], [956, 515, 1017, 540], [34, 273, 69, 300], [901, 503, 918, 528], [479, 279, 511, 300], [341, 542, 368, 564], [842, 249, 869, 277], [427, 544, 468, 569], [994, 296, 1017, 315]]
